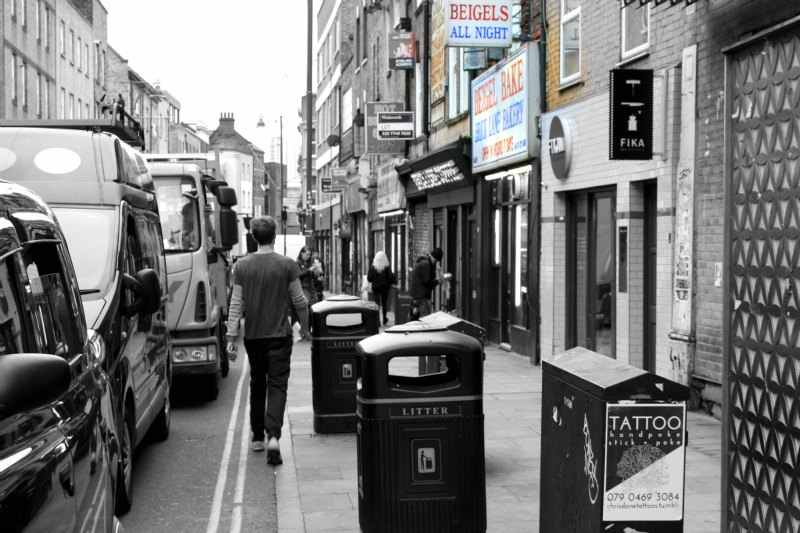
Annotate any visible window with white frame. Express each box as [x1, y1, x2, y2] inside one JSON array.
[[35, 0, 41, 40], [21, 0, 27, 28], [44, 79, 49, 118], [43, 7, 49, 48], [59, 20, 65, 56], [11, 53, 17, 103], [60, 87, 65, 118], [621, 4, 649, 59], [70, 29, 75, 64], [21, 62, 28, 108], [36, 72, 42, 116], [84, 42, 89, 76], [560, 0, 581, 84], [447, 47, 470, 119], [77, 36, 82, 71]]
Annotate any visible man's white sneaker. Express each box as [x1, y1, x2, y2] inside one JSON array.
[[251, 440, 265, 452], [267, 437, 283, 466]]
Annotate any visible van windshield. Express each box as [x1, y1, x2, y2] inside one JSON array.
[[154, 177, 200, 253], [52, 207, 117, 295]]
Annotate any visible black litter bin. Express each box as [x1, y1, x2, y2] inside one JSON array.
[[356, 322, 486, 533], [394, 292, 414, 325], [540, 347, 690, 533], [310, 295, 379, 433]]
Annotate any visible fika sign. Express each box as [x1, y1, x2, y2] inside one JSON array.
[[445, 0, 513, 48]]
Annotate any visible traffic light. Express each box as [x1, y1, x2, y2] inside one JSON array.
[[281, 206, 288, 223]]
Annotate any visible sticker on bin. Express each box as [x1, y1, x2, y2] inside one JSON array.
[[603, 403, 686, 522], [341, 363, 354, 380], [411, 439, 442, 482]]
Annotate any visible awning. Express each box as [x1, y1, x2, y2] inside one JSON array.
[[396, 138, 472, 198], [621, 0, 699, 6]]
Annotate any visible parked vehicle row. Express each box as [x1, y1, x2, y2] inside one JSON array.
[[0, 121, 239, 532]]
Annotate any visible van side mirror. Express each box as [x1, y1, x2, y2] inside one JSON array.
[[122, 268, 162, 316], [219, 208, 239, 251], [0, 354, 70, 418], [216, 186, 237, 208]]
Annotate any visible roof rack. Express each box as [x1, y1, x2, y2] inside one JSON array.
[[0, 111, 146, 149]]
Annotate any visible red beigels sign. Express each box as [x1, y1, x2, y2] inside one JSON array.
[[445, 0, 513, 48]]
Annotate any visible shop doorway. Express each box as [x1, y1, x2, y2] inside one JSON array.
[[643, 181, 657, 372], [567, 188, 616, 357]]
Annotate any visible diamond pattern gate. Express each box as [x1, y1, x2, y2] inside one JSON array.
[[725, 22, 800, 533]]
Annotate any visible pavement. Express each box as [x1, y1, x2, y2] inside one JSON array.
[[274, 341, 722, 533]]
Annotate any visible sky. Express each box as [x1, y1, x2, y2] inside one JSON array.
[[103, 0, 313, 183]]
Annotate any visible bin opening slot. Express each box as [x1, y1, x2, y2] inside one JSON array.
[[387, 355, 460, 388], [326, 313, 363, 328]]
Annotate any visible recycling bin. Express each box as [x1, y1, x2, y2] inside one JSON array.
[[310, 295, 379, 433], [415, 311, 486, 374], [540, 347, 690, 533], [356, 322, 486, 533]]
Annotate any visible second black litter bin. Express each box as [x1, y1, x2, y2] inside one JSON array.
[[310, 295, 379, 433], [356, 322, 486, 533]]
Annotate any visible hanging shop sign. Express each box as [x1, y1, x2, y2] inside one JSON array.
[[389, 31, 416, 70], [339, 127, 355, 163], [366, 102, 405, 155], [445, 0, 513, 48], [603, 403, 686, 522], [410, 159, 465, 191], [471, 43, 541, 174], [377, 112, 415, 140], [610, 69, 654, 160], [322, 168, 346, 193], [548, 115, 572, 180], [377, 158, 406, 213]]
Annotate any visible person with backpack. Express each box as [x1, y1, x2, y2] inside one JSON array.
[[409, 248, 443, 319], [367, 251, 396, 325]]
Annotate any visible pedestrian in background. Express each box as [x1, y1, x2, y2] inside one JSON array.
[[311, 251, 325, 302], [367, 250, 396, 326], [296, 246, 317, 307], [410, 247, 443, 319], [226, 216, 309, 466]]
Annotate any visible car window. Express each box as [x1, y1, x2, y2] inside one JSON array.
[[0, 256, 26, 356], [135, 215, 167, 295], [52, 206, 117, 294], [154, 177, 200, 253], [21, 243, 84, 358]]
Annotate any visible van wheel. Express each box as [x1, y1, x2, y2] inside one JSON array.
[[206, 373, 219, 402], [114, 408, 134, 515]]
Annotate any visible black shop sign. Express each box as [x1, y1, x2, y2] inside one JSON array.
[[609, 69, 653, 160]]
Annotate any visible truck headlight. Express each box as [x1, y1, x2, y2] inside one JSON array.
[[189, 347, 207, 361], [173, 348, 188, 362]]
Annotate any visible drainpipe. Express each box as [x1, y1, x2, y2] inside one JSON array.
[[423, 0, 431, 152]]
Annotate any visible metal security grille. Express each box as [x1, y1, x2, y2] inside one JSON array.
[[726, 24, 800, 533]]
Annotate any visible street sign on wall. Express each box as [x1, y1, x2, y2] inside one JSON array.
[[377, 158, 406, 213], [366, 102, 405, 155], [470, 43, 541, 173], [322, 168, 346, 193], [445, 0, 513, 48], [377, 112, 415, 140], [609, 69, 654, 160]]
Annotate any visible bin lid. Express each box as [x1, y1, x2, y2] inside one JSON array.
[[358, 328, 482, 357], [311, 297, 379, 315], [385, 320, 449, 334], [418, 311, 486, 344], [544, 347, 689, 401]]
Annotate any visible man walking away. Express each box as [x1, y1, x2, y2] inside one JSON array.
[[226, 216, 309, 466], [409, 248, 443, 319]]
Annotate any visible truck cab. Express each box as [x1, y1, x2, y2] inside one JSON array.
[[146, 159, 238, 400]]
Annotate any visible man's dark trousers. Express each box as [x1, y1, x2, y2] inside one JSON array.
[[244, 337, 293, 440]]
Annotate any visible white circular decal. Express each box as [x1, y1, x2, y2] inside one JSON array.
[[0, 147, 17, 172], [33, 148, 81, 175]]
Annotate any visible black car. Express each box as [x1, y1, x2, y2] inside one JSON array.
[[0, 123, 170, 515], [0, 181, 123, 532]]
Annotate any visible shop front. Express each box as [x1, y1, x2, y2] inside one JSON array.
[[313, 199, 342, 293], [397, 138, 475, 319], [539, 66, 679, 377], [470, 43, 541, 361], [343, 176, 369, 296], [376, 158, 408, 292]]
